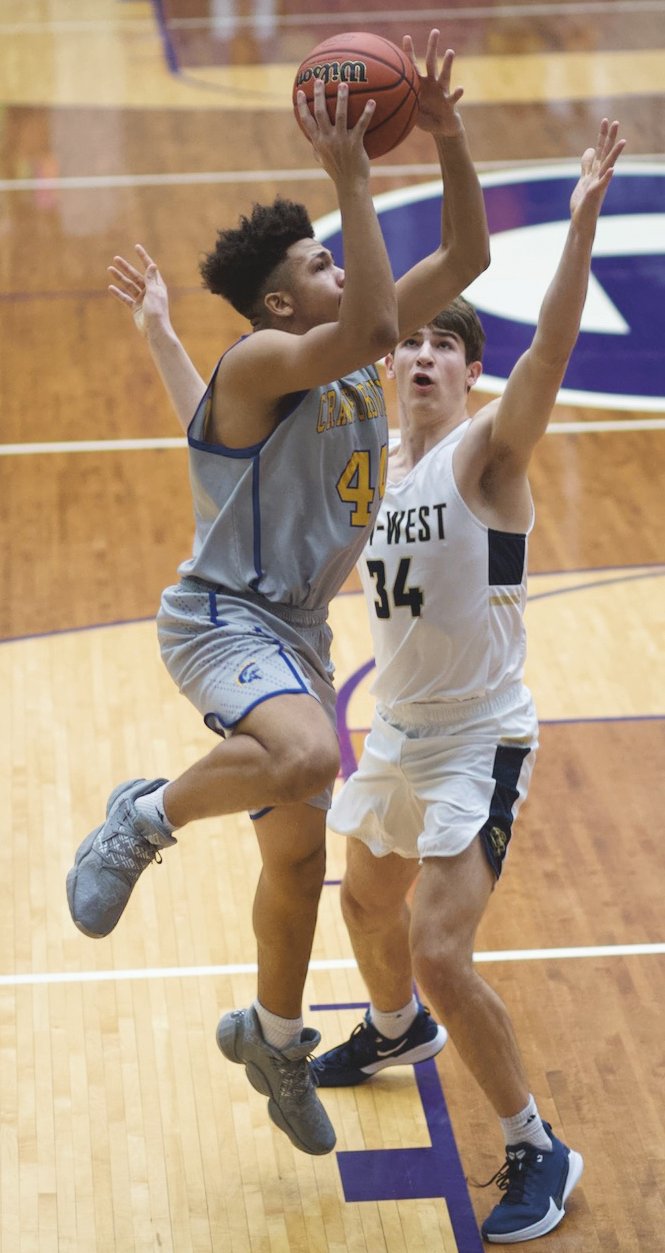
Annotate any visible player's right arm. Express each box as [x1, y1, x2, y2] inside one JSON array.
[[214, 79, 399, 441]]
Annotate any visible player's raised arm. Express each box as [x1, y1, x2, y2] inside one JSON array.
[[395, 34, 490, 338], [484, 120, 626, 472], [108, 245, 206, 434]]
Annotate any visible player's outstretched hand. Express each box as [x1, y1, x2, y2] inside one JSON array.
[[403, 30, 463, 137], [107, 245, 171, 336], [570, 120, 626, 226], [295, 78, 373, 181]]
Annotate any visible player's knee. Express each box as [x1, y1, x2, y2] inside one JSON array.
[[293, 840, 327, 901], [265, 839, 327, 903], [340, 875, 381, 930], [412, 935, 472, 1016], [273, 736, 340, 804]]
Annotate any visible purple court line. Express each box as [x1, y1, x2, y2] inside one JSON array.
[[3, 563, 663, 648], [528, 569, 665, 602], [149, 0, 180, 73], [336, 658, 376, 780], [335, 1058, 484, 1251], [312, 1000, 483, 1249]]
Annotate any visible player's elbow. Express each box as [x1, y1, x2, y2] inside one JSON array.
[[366, 313, 400, 359], [478, 242, 492, 278], [531, 337, 575, 377], [458, 239, 491, 288], [336, 306, 398, 367], [444, 217, 491, 283]]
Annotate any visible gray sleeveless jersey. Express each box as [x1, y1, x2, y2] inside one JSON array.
[[178, 350, 388, 610]]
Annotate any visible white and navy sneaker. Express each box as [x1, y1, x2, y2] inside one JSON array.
[[480, 1123, 584, 1243], [311, 1004, 447, 1087]]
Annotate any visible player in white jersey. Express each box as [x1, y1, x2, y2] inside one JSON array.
[[65, 33, 490, 1158], [313, 120, 625, 1241]]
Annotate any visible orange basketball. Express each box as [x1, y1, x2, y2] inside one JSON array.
[[293, 32, 421, 160]]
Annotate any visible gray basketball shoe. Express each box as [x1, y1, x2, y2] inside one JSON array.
[[66, 778, 175, 938], [216, 1006, 336, 1156]]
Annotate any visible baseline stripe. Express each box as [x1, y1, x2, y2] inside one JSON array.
[[0, 438, 187, 455], [0, 168, 439, 192], [2, 419, 664, 457], [0, 157, 663, 194], [1, 944, 663, 987]]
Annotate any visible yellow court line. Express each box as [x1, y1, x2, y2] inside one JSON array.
[[0, 40, 663, 109]]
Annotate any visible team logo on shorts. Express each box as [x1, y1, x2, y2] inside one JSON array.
[[237, 662, 263, 685], [488, 826, 509, 858]]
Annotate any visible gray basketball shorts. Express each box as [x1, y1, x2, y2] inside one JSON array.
[[329, 682, 538, 878], [157, 579, 337, 811]]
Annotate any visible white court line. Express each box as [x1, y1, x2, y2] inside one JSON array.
[[0, 1, 661, 35], [0, 438, 188, 456], [1, 944, 663, 988], [0, 169, 333, 192], [0, 165, 535, 192], [1, 155, 662, 194], [168, 0, 665, 26], [2, 418, 664, 458]]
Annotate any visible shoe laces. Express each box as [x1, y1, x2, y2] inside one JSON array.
[[473, 1145, 541, 1206], [100, 823, 161, 871], [334, 1018, 377, 1065], [275, 1052, 316, 1101]]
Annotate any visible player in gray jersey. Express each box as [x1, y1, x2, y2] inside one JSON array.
[[313, 120, 625, 1241], [66, 32, 490, 1158]]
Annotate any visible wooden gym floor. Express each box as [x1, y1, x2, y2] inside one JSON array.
[[1, 1, 664, 1249]]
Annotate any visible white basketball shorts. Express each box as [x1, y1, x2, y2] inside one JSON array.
[[328, 682, 538, 876]]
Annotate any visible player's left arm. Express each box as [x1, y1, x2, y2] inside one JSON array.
[[483, 120, 626, 475], [395, 32, 490, 338], [108, 245, 207, 434]]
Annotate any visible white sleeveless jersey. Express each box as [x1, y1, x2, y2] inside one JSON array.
[[179, 345, 388, 611], [359, 419, 534, 708]]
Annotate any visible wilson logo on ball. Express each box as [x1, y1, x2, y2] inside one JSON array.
[[295, 60, 369, 87], [293, 31, 420, 160]]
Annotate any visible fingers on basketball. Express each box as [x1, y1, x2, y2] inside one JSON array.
[[293, 32, 422, 160]]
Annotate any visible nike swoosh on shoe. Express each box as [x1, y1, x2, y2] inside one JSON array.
[[375, 1038, 412, 1058]]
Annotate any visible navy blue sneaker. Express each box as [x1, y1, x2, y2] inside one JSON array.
[[311, 1004, 447, 1087], [480, 1123, 584, 1243]]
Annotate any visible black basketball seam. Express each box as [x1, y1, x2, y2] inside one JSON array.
[[367, 93, 420, 149], [317, 79, 418, 100], [365, 91, 419, 143], [300, 44, 407, 71]]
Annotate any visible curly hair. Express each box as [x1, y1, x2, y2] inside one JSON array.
[[432, 296, 486, 364], [199, 197, 315, 321]]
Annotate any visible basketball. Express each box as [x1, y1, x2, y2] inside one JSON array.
[[293, 32, 421, 160]]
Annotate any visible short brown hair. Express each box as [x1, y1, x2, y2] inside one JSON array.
[[431, 295, 485, 364]]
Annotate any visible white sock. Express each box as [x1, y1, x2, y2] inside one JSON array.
[[369, 995, 419, 1039], [253, 1000, 303, 1052], [135, 783, 176, 835], [500, 1095, 552, 1151]]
